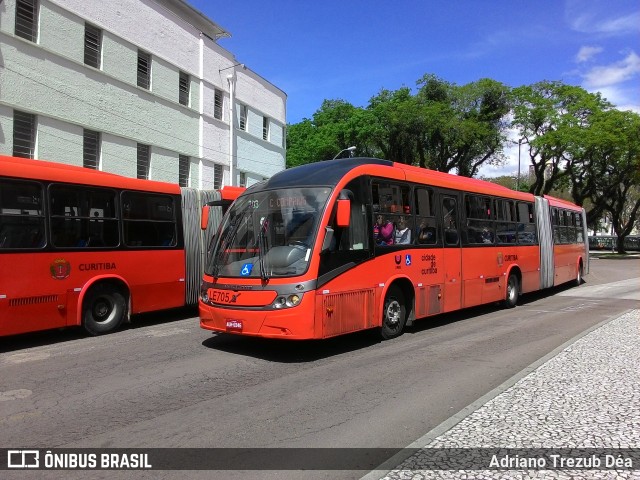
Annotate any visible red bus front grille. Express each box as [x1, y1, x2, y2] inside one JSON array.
[[9, 295, 59, 307]]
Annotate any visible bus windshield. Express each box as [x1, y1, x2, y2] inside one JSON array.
[[205, 187, 332, 278]]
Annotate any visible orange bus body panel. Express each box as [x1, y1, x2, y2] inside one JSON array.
[[199, 158, 587, 341], [0, 156, 180, 194]]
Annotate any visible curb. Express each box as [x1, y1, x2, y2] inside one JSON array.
[[360, 309, 634, 480]]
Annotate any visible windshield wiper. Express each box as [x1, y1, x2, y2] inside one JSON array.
[[256, 218, 270, 282]]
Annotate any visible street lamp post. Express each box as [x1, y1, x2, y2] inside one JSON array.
[[517, 138, 522, 191], [218, 63, 245, 186], [511, 138, 526, 191], [332, 146, 356, 160]]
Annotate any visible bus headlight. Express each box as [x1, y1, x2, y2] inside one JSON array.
[[271, 293, 303, 309], [287, 294, 302, 307]]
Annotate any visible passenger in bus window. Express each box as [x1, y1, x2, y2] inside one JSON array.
[[481, 227, 494, 244], [417, 219, 435, 244], [374, 214, 394, 246], [394, 216, 412, 244]]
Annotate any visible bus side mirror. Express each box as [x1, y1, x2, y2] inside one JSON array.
[[201, 205, 210, 230], [336, 199, 351, 227]]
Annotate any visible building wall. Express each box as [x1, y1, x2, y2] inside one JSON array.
[[0, 0, 286, 188]]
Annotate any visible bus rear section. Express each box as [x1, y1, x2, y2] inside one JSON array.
[[0, 156, 235, 336]]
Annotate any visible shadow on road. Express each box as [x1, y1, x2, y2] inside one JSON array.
[[199, 280, 593, 362], [0, 306, 197, 353]]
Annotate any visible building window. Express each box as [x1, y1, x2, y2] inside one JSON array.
[[13, 110, 36, 159], [137, 50, 151, 90], [137, 143, 150, 180], [178, 155, 189, 187], [239, 172, 246, 187], [15, 0, 38, 42], [179, 71, 190, 106], [213, 164, 223, 189], [83, 129, 100, 170], [239, 105, 247, 131], [263, 117, 269, 141], [84, 23, 102, 69], [214, 89, 223, 120]]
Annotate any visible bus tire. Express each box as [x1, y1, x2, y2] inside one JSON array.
[[82, 284, 127, 335], [504, 273, 519, 309], [575, 262, 584, 286], [381, 285, 406, 340]]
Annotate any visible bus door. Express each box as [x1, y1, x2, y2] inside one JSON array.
[[441, 194, 462, 312], [316, 178, 376, 338]]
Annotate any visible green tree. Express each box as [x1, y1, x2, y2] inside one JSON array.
[[287, 100, 356, 167], [566, 109, 639, 233], [366, 87, 421, 164], [416, 75, 511, 176], [589, 110, 640, 253], [285, 100, 370, 167], [510, 80, 611, 195]]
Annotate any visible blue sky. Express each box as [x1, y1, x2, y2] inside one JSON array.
[[190, 0, 640, 176]]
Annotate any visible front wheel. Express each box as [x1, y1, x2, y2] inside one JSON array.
[[504, 274, 519, 309], [83, 284, 127, 335], [380, 286, 406, 340]]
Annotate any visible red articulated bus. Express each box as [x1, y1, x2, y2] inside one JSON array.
[[0, 155, 243, 336], [199, 158, 588, 340]]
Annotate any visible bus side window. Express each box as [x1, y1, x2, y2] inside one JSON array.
[[335, 199, 368, 251], [517, 202, 537, 244], [318, 179, 371, 279], [442, 197, 459, 245], [0, 180, 45, 249], [122, 192, 177, 248], [415, 188, 437, 245]]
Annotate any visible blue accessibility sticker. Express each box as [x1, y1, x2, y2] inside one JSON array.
[[240, 263, 253, 276], [405, 254, 412, 266]]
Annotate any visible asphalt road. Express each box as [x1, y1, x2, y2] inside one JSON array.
[[1, 257, 638, 480]]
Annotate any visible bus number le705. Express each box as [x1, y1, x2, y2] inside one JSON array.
[[208, 289, 233, 304]]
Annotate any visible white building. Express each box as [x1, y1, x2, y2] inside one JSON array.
[[0, 0, 286, 188]]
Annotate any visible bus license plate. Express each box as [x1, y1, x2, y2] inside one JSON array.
[[226, 319, 243, 332]]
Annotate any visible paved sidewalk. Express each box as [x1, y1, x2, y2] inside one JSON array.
[[364, 310, 640, 480]]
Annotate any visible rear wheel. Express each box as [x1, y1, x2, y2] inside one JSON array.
[[575, 262, 584, 286], [83, 284, 127, 335], [504, 273, 519, 309], [380, 286, 406, 340]]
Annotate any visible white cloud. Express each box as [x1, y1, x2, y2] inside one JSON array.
[[582, 51, 640, 88], [587, 85, 640, 113], [567, 1, 640, 36], [593, 12, 640, 35], [575, 46, 603, 63]]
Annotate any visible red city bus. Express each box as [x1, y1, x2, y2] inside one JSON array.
[[199, 158, 589, 340], [0, 155, 242, 336]]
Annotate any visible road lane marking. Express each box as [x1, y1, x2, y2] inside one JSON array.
[[0, 389, 32, 401], [557, 277, 639, 300], [145, 327, 189, 338], [3, 351, 51, 364]]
